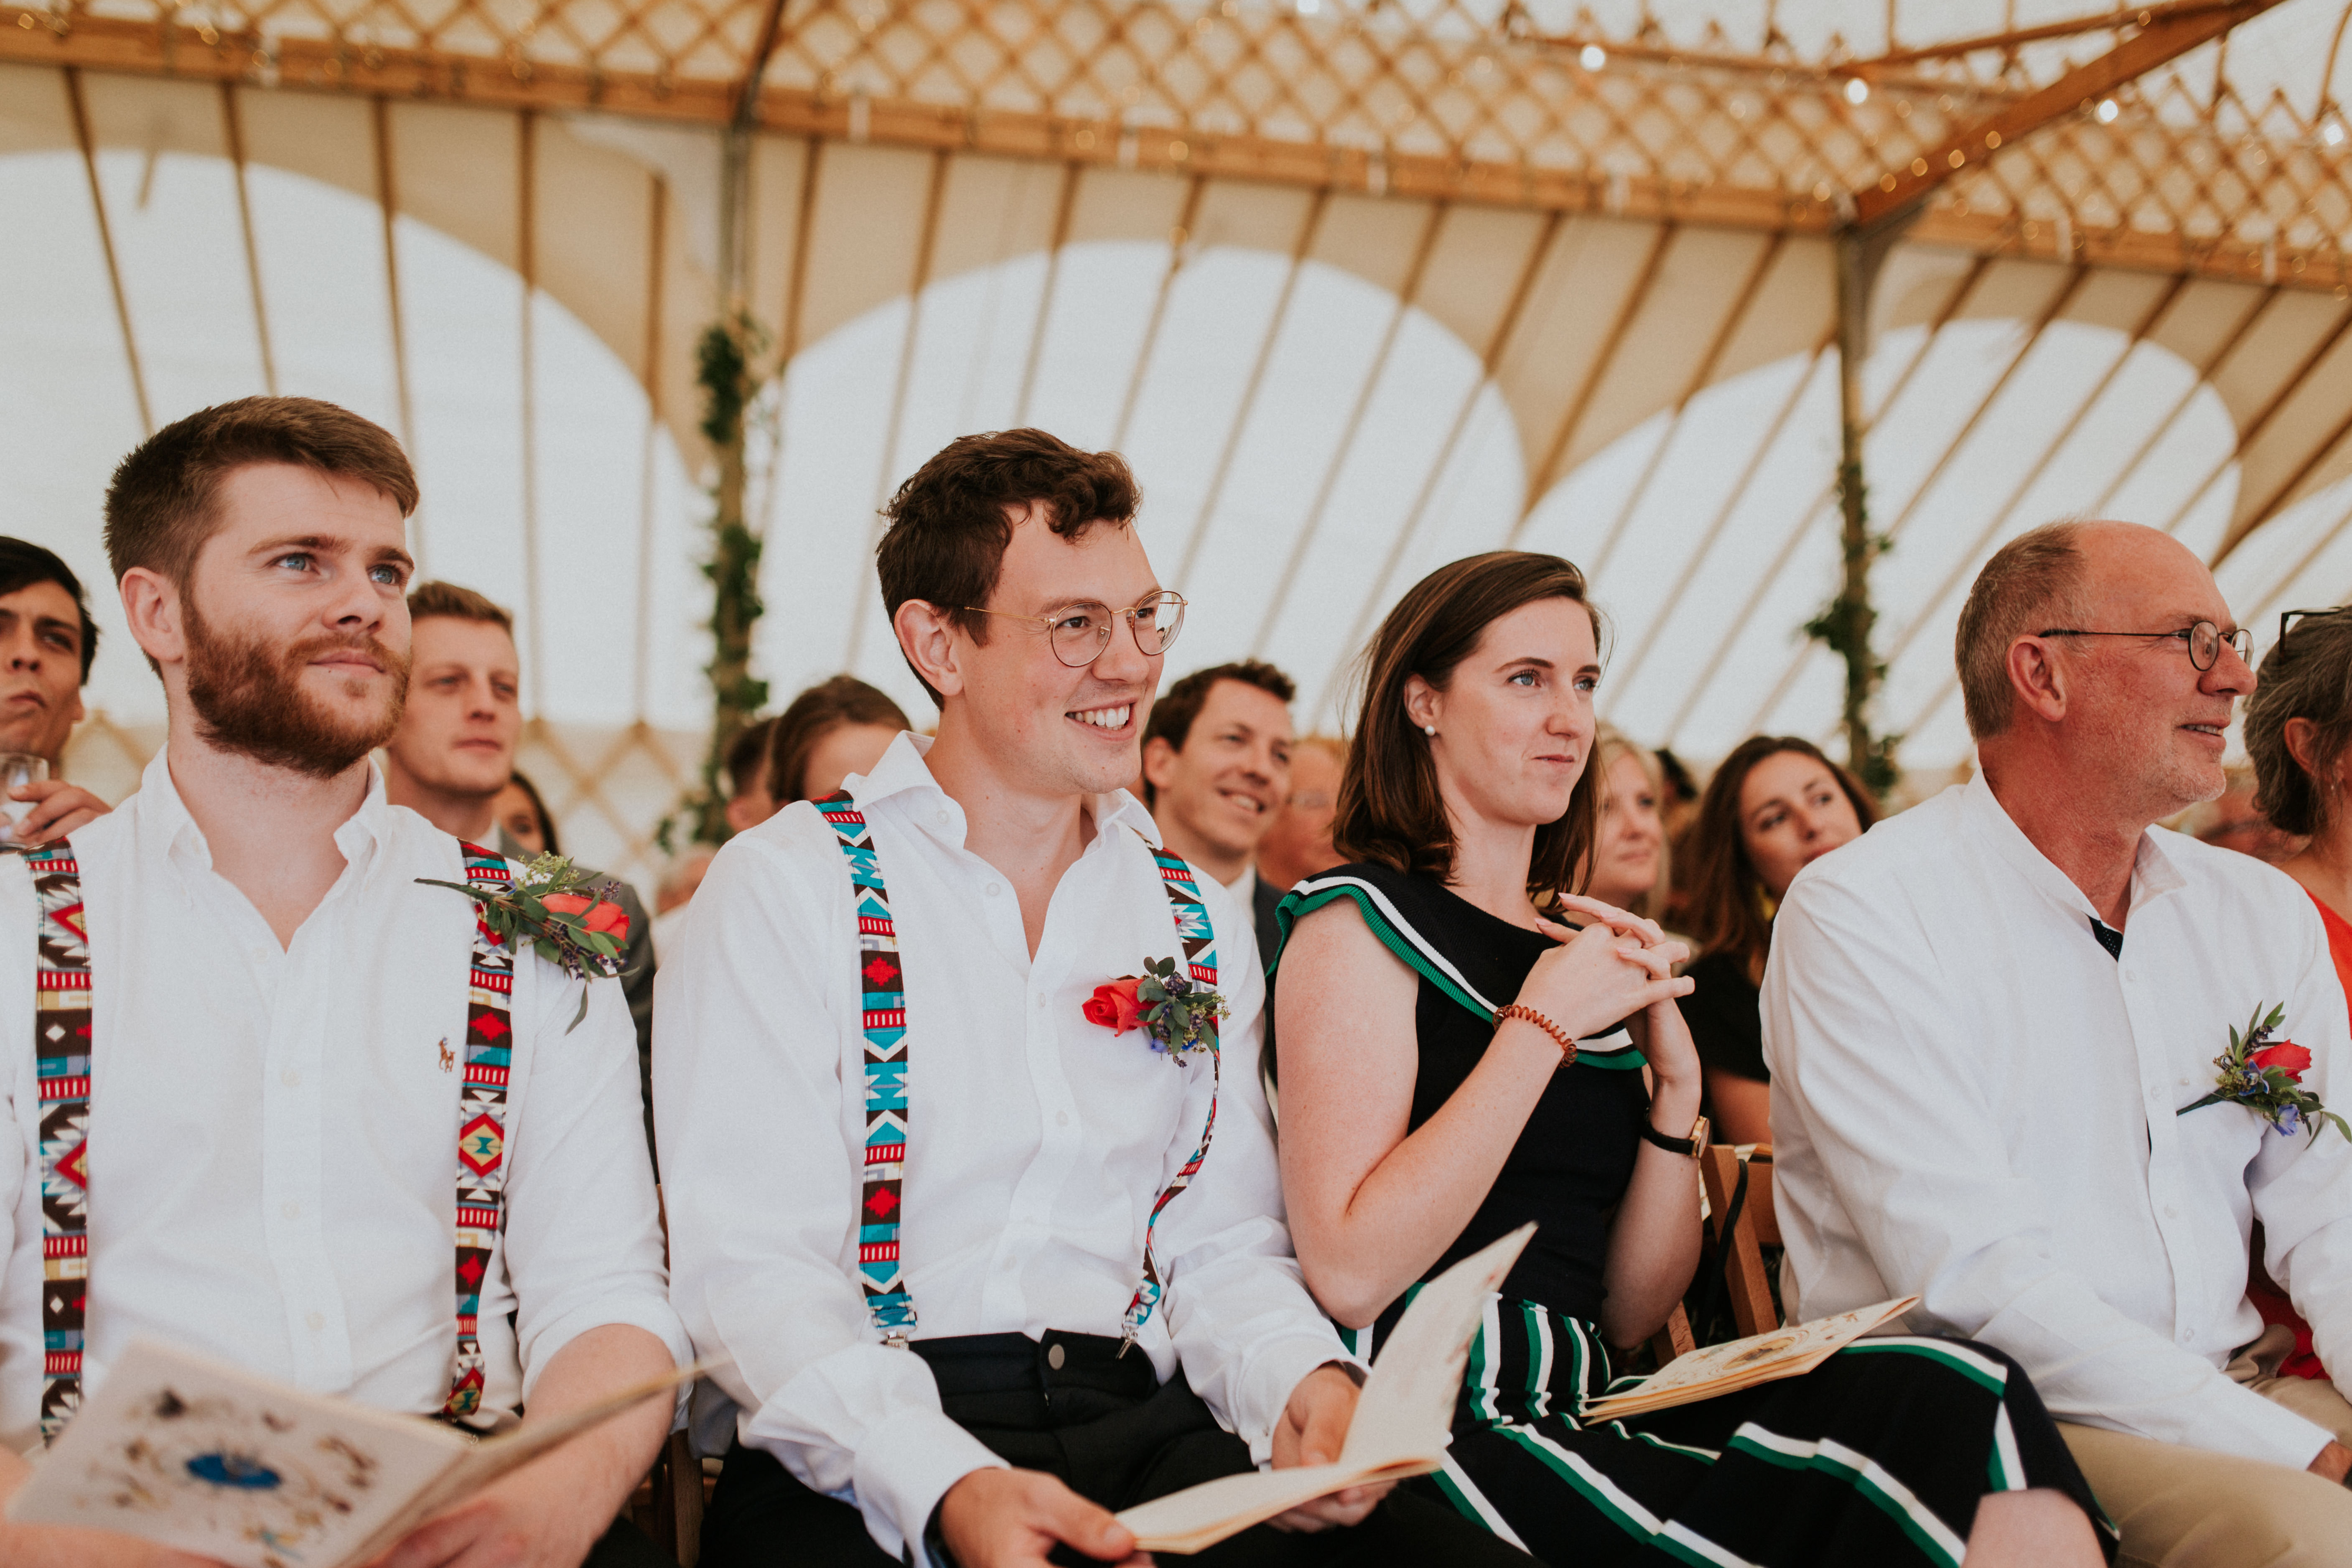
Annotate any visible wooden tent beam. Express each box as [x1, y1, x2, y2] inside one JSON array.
[[1853, 0, 2290, 228]]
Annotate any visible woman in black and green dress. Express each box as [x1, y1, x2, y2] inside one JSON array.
[[1269, 551, 2112, 1568]]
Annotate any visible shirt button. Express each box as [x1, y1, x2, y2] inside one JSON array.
[[281, 1069, 300, 1087], [281, 1201, 300, 1219], [305, 1311, 325, 1331], [1056, 1110, 1070, 1127], [2166, 1205, 2179, 1218], [986, 882, 1002, 897], [1001, 1255, 1018, 1272], [1036, 995, 1047, 1010], [1046, 1344, 1067, 1370], [936, 811, 949, 827]]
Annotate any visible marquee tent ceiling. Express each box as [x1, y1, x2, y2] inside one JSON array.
[[13, 2, 2352, 875]]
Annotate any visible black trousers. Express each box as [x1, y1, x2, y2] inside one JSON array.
[[587, 1517, 679, 1568], [700, 1330, 1534, 1567]]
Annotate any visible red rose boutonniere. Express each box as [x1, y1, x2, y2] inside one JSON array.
[[418, 851, 633, 1032], [2179, 1003, 2350, 1145], [1083, 957, 1227, 1059]]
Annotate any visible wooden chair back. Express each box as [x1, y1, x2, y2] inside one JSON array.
[[1700, 1145, 1781, 1339]]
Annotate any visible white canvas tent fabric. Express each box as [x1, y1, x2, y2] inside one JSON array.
[[10, 2, 2352, 875]]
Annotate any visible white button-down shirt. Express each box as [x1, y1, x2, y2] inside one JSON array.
[[657, 734, 1348, 1562], [1763, 774, 2352, 1468], [0, 752, 688, 1456]]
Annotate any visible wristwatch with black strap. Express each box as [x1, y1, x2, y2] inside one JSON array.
[[1639, 1111, 1711, 1158]]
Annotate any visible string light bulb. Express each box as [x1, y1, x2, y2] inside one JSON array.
[[2096, 98, 2120, 123], [2325, 120, 2345, 147], [1580, 43, 1606, 71], [1843, 77, 1870, 106]]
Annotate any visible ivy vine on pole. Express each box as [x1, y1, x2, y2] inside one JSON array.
[[679, 310, 772, 848]]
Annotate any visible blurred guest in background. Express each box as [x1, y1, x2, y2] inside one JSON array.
[[493, 767, 559, 856], [1140, 659, 1295, 963], [1677, 736, 1876, 1145], [723, 715, 781, 834], [1255, 734, 1345, 898], [766, 675, 911, 809], [0, 537, 114, 845], [1584, 723, 1670, 921], [2182, 762, 2301, 864], [382, 580, 657, 1147]]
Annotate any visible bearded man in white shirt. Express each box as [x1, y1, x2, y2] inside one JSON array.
[[1764, 519, 2352, 1568], [657, 429, 1528, 1568], [0, 396, 692, 1568]]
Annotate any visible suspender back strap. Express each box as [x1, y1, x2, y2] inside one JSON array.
[[814, 795, 1219, 1345], [30, 841, 91, 1442], [446, 842, 522, 1420], [24, 840, 524, 1441]]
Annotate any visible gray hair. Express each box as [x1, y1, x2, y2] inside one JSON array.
[[2246, 609, 2352, 835], [1956, 521, 2092, 740]]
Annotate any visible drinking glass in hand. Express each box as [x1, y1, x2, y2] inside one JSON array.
[[0, 753, 48, 845]]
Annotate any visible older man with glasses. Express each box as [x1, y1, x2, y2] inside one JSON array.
[[1763, 519, 2352, 1568]]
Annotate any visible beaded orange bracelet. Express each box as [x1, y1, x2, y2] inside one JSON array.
[[1495, 1003, 1578, 1066]]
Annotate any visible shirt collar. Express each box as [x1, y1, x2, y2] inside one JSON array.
[[133, 745, 396, 878], [851, 731, 1160, 851], [1224, 863, 1257, 905], [1960, 771, 2188, 924]]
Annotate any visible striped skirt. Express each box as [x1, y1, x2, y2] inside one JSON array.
[[1349, 1298, 2115, 1568]]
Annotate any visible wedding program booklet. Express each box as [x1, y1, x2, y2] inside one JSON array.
[[1116, 1223, 1535, 1555], [1579, 1295, 1920, 1422], [7, 1337, 707, 1568]]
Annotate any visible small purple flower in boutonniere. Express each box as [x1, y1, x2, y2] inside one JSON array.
[[1082, 956, 1228, 1060], [2179, 1002, 2351, 1145], [418, 852, 632, 1032]]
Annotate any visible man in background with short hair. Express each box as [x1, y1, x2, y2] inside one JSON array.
[[1255, 735, 1345, 901], [381, 581, 657, 1131], [0, 538, 115, 847], [1140, 660, 1295, 965]]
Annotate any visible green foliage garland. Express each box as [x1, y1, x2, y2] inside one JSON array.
[[1805, 456, 1902, 799]]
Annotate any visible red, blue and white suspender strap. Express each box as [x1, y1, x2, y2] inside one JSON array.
[[29, 841, 91, 1442], [24, 840, 523, 1441], [445, 842, 521, 1420], [815, 794, 917, 1342], [814, 795, 1219, 1346], [1120, 840, 1221, 1346]]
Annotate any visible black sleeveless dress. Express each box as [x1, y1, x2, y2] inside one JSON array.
[[1272, 864, 2115, 1568]]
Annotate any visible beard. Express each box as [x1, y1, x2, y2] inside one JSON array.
[[183, 599, 410, 779]]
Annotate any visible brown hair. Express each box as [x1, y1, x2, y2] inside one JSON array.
[[1334, 552, 1602, 901], [767, 675, 914, 806], [876, 428, 1141, 707], [504, 767, 561, 857], [726, 716, 780, 799], [105, 397, 419, 589], [2246, 608, 2352, 835], [1684, 735, 1878, 983], [1140, 659, 1296, 809], [407, 580, 514, 634], [1955, 520, 2090, 740]]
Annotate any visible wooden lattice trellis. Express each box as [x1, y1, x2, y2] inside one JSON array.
[[9, 0, 2352, 293]]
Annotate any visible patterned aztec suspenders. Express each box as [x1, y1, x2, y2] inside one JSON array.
[[816, 793, 1221, 1348], [445, 842, 523, 1420], [24, 837, 523, 1442], [29, 842, 91, 1442]]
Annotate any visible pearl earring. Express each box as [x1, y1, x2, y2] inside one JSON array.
[[1423, 724, 1437, 737]]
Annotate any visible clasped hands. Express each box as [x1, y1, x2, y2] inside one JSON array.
[[935, 1363, 1377, 1568], [1517, 894, 1696, 1074]]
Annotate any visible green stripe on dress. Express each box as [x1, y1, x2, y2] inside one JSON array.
[[1725, 1427, 1967, 1568]]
